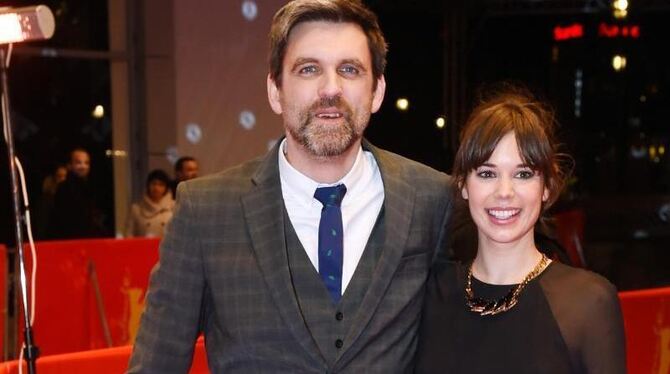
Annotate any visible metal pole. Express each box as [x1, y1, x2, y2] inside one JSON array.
[[0, 47, 39, 374], [88, 260, 113, 347]]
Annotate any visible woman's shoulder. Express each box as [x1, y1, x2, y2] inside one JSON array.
[[538, 263, 625, 373], [544, 262, 616, 290], [540, 262, 619, 310]]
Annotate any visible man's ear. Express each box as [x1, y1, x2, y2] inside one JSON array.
[[371, 75, 386, 114], [267, 74, 283, 115]]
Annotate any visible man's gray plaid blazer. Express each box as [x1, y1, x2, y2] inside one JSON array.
[[128, 140, 453, 373]]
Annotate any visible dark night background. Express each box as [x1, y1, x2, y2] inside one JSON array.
[[1, 0, 669, 291]]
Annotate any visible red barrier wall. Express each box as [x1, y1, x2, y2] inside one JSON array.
[[1, 238, 668, 373], [20, 238, 159, 356], [0, 337, 208, 374], [619, 286, 670, 374], [3, 285, 670, 374]]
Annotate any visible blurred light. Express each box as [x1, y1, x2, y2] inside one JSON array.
[[598, 23, 639, 39], [105, 149, 127, 158], [396, 98, 409, 111], [0, 6, 55, 44], [436, 116, 446, 129], [166, 146, 179, 164], [553, 23, 583, 41], [613, 0, 628, 12], [0, 14, 22, 43], [239, 110, 256, 130], [612, 0, 628, 19], [640, 95, 647, 102], [613, 8, 628, 19], [92, 104, 104, 118], [574, 69, 583, 118], [659, 145, 666, 156], [649, 145, 657, 159], [612, 55, 627, 71], [241, 0, 258, 21], [185, 123, 202, 144]]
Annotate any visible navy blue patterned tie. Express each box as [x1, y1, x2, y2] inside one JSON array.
[[314, 184, 347, 303]]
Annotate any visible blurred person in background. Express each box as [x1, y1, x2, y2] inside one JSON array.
[[125, 169, 174, 238], [48, 147, 106, 239], [170, 156, 199, 198], [35, 163, 67, 238], [42, 164, 67, 197]]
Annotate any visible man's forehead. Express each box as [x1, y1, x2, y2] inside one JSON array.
[[72, 151, 89, 160], [285, 20, 370, 61]]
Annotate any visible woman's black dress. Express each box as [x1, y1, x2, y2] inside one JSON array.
[[415, 261, 626, 374]]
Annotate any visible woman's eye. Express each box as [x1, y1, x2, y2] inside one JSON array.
[[516, 170, 535, 179], [476, 170, 495, 179]]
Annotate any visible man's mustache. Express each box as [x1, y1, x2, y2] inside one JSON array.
[[309, 96, 351, 116]]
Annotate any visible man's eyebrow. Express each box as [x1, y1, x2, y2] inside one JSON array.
[[340, 58, 367, 71], [290, 57, 318, 72]]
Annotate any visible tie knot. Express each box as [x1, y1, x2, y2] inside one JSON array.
[[314, 184, 347, 208]]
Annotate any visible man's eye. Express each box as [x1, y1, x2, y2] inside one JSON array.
[[339, 65, 360, 75], [516, 170, 536, 179], [476, 170, 495, 179], [299, 65, 319, 74]]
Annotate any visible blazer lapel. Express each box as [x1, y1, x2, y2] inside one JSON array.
[[241, 143, 326, 368], [340, 141, 416, 358]]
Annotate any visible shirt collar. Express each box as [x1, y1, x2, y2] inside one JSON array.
[[277, 138, 366, 207]]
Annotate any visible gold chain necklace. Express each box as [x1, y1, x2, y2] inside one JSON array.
[[465, 253, 549, 316]]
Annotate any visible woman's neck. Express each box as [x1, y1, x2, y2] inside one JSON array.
[[472, 236, 544, 285]]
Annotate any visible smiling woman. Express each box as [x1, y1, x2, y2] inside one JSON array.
[[461, 132, 549, 252], [415, 87, 626, 374]]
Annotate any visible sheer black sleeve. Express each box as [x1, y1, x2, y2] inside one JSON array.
[[540, 263, 626, 374]]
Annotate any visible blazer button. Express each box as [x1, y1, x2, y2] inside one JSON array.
[[335, 312, 343, 321], [335, 339, 343, 349]]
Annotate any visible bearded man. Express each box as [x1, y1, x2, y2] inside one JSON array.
[[129, 1, 453, 372]]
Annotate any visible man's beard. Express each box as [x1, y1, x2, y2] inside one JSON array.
[[288, 96, 368, 157]]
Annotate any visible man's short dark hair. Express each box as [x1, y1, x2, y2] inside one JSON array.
[[69, 147, 90, 162], [174, 156, 196, 174], [268, 0, 387, 88]]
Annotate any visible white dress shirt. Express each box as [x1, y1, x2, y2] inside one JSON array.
[[278, 139, 385, 294]]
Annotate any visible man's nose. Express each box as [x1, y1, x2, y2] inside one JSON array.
[[318, 70, 343, 98]]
